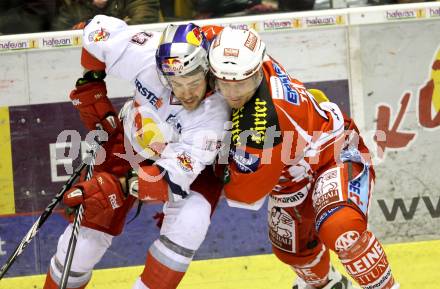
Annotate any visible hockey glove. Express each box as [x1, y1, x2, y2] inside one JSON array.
[[63, 172, 125, 229], [126, 165, 170, 202], [70, 71, 121, 136]]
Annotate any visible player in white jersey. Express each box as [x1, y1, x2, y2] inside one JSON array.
[[43, 15, 229, 289]]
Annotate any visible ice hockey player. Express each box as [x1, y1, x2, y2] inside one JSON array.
[[43, 15, 229, 289], [209, 27, 400, 289]]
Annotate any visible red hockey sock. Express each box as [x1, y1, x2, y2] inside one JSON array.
[[43, 270, 89, 289], [291, 244, 331, 288], [140, 252, 186, 289], [338, 231, 397, 289]]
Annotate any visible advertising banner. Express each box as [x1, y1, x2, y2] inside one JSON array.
[[357, 20, 440, 242]]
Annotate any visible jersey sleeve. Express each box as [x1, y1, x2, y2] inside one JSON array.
[[81, 15, 160, 81], [155, 94, 230, 195]]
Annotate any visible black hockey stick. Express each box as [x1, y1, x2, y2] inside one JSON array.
[[58, 136, 100, 289], [0, 160, 89, 279]]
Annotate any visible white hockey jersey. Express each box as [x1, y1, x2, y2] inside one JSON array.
[[82, 15, 230, 195]]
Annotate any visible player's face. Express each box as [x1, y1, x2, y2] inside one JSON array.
[[215, 70, 262, 109], [167, 70, 207, 111], [93, 0, 108, 8]]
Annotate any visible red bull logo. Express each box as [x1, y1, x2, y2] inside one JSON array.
[[186, 27, 202, 46], [162, 58, 184, 73], [88, 28, 110, 42], [177, 152, 193, 172]]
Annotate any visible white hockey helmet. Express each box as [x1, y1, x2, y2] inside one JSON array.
[[209, 27, 266, 81]]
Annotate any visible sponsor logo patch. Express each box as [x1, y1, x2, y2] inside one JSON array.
[[108, 193, 121, 209], [162, 58, 184, 74], [315, 206, 342, 232], [135, 79, 163, 109], [224, 48, 239, 57], [269, 185, 309, 207], [230, 81, 282, 149], [268, 206, 296, 253], [341, 233, 391, 289], [244, 31, 257, 51], [348, 164, 370, 215], [130, 32, 153, 45], [230, 148, 260, 173], [186, 27, 203, 46], [312, 167, 344, 215], [335, 230, 360, 251], [272, 62, 300, 105]]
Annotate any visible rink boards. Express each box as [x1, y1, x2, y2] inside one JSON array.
[[1, 1, 440, 284]]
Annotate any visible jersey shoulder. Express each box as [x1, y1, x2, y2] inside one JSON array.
[[82, 15, 160, 68]]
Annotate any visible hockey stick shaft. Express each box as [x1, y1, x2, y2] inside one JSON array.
[[58, 139, 99, 289], [0, 162, 87, 279]]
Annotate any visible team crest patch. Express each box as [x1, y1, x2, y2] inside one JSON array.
[[88, 28, 110, 42], [177, 152, 193, 172]]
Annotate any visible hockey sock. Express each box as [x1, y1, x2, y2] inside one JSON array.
[[338, 231, 397, 289]]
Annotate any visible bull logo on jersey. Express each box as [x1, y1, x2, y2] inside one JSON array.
[[88, 28, 110, 42], [162, 58, 184, 74], [177, 152, 193, 172], [186, 27, 202, 46]]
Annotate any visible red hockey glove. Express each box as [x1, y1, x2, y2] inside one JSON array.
[[63, 172, 125, 229], [69, 75, 121, 136], [126, 165, 169, 202]]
